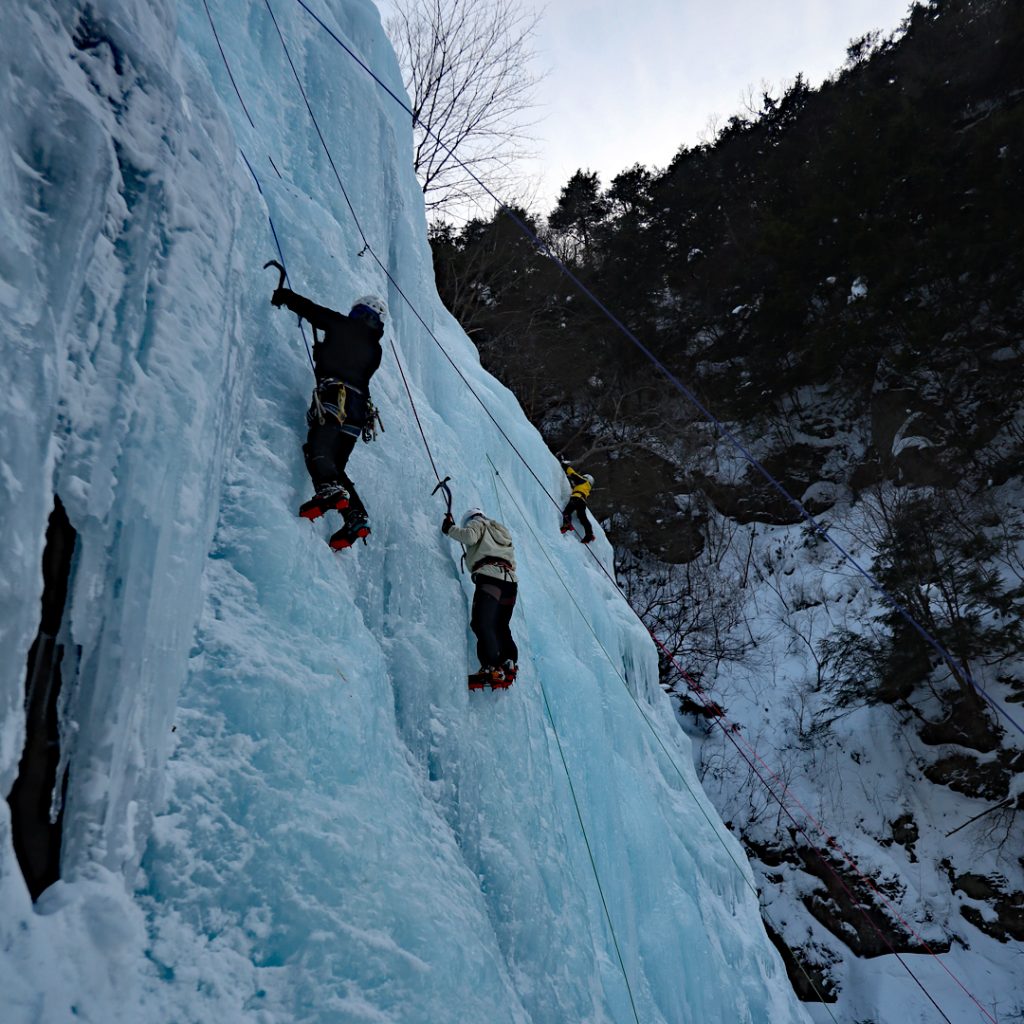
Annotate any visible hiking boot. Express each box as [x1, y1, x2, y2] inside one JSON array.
[[329, 512, 370, 551], [299, 483, 349, 520], [560, 520, 574, 534], [581, 533, 595, 544]]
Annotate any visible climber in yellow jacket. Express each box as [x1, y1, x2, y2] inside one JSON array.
[[560, 462, 595, 544]]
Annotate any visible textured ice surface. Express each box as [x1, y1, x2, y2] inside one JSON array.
[[0, 1, 809, 1021]]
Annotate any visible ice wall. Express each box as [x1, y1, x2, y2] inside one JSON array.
[[0, 1, 810, 1021]]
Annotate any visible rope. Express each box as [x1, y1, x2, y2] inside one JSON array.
[[565, 521, 995, 1021], [238, 150, 316, 375], [289, 0, 1024, 743], [563, 500, 991, 1020], [390, 337, 440, 483], [488, 457, 843, 1021], [201, 0, 255, 129], [487, 467, 641, 1024], [202, 0, 315, 377]]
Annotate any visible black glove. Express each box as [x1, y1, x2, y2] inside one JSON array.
[[271, 287, 288, 308], [441, 513, 455, 534]]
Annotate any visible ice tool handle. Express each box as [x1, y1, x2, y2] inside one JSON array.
[[266, 259, 323, 356]]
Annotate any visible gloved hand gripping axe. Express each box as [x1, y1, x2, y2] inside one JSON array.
[[433, 475, 457, 535], [265, 259, 318, 372]]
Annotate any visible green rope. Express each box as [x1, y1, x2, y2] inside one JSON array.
[[488, 463, 641, 1024], [487, 456, 842, 1021]]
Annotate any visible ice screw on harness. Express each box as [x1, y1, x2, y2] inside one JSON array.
[[362, 401, 384, 442]]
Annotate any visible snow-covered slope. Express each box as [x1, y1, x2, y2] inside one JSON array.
[[0, 2, 810, 1021]]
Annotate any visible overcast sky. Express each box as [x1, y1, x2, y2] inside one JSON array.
[[516, 0, 915, 216], [379, 0, 917, 221]]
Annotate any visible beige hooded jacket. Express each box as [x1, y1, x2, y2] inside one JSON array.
[[447, 516, 518, 583]]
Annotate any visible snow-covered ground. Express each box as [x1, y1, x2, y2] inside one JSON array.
[[664, 493, 1024, 1023], [0, 1, 809, 1021]]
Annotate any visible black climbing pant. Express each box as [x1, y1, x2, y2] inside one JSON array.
[[470, 575, 518, 668], [303, 386, 369, 517], [562, 495, 593, 537]]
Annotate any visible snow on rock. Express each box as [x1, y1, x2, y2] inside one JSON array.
[[0, 1, 809, 1022], [848, 276, 868, 302]]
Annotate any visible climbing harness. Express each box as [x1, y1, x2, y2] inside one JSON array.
[[471, 555, 514, 579], [306, 377, 346, 428]]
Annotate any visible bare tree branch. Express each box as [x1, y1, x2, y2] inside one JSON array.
[[386, 0, 545, 217]]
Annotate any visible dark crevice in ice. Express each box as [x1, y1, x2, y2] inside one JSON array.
[[7, 495, 76, 901]]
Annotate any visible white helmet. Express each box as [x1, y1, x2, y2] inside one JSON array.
[[352, 294, 388, 321], [461, 506, 485, 527], [584, 474, 595, 486]]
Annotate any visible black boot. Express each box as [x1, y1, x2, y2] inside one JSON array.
[[329, 509, 371, 551], [299, 483, 349, 520]]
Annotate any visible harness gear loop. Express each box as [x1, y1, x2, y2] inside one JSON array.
[[311, 378, 347, 428]]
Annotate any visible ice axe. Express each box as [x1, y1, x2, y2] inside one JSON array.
[[265, 260, 317, 373], [432, 475, 454, 518], [433, 476, 467, 573], [264, 259, 287, 290]]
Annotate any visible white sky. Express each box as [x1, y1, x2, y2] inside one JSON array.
[[523, 0, 914, 214], [379, 0, 916, 220]]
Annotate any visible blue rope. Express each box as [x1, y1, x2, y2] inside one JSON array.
[[201, 0, 255, 129], [239, 150, 315, 376]]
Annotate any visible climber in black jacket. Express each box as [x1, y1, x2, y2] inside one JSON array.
[[272, 285, 387, 550]]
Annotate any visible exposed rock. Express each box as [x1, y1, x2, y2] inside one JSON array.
[[764, 921, 840, 1003], [886, 814, 920, 863], [954, 873, 1024, 942], [923, 753, 1010, 801], [917, 691, 1003, 752], [795, 846, 950, 959]]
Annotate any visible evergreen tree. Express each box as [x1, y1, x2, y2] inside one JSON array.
[[547, 169, 609, 263]]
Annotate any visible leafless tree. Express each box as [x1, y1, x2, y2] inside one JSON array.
[[385, 0, 543, 217]]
